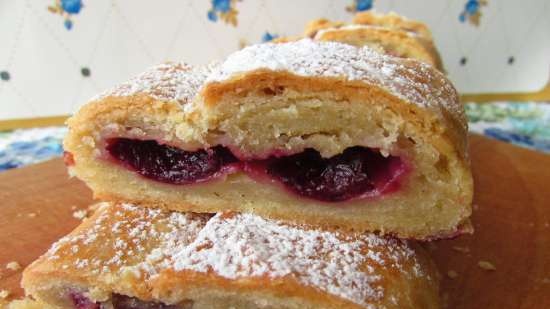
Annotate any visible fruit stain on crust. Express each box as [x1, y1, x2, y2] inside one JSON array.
[[63, 151, 76, 166]]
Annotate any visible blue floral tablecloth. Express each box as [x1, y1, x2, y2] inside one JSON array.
[[466, 102, 550, 152], [0, 126, 67, 171], [1, 102, 549, 172]]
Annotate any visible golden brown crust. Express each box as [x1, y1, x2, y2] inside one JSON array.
[[22, 203, 440, 309], [303, 12, 442, 71], [352, 11, 433, 40], [314, 26, 444, 71], [303, 18, 346, 38]]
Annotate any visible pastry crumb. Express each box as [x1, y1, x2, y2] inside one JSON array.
[[72, 209, 88, 220], [6, 261, 21, 271], [452, 246, 470, 253], [447, 270, 458, 279], [0, 289, 9, 299], [478, 260, 496, 271]]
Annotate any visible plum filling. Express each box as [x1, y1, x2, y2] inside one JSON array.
[[70, 293, 184, 309], [106, 138, 406, 202]]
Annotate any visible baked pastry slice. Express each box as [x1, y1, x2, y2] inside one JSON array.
[[352, 11, 433, 40], [312, 25, 443, 71], [303, 12, 432, 41], [304, 12, 443, 71], [64, 39, 473, 239], [22, 202, 440, 309]]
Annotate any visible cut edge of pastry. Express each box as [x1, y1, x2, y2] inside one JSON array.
[[64, 40, 473, 240], [2, 298, 62, 309]]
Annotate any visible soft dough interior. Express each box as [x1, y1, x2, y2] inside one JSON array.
[[34, 290, 352, 309], [65, 85, 472, 239]]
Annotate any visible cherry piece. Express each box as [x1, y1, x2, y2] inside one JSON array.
[[111, 294, 180, 309], [266, 147, 396, 202], [107, 139, 238, 184], [105, 138, 404, 202]]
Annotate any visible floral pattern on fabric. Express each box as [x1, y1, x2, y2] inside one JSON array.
[[0, 127, 67, 172], [207, 0, 241, 26], [465, 102, 550, 152], [346, 0, 374, 13], [47, 0, 84, 30], [261, 32, 279, 42], [459, 0, 488, 26]]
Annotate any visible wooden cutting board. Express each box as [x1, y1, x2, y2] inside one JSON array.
[[1, 134, 549, 308]]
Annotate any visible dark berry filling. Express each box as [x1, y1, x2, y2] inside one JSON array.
[[264, 147, 399, 202], [106, 138, 238, 184], [70, 293, 185, 309], [69, 292, 99, 309], [106, 138, 406, 202], [111, 294, 181, 309]]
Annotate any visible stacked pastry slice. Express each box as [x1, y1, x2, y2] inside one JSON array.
[[15, 29, 473, 309], [283, 11, 444, 71], [20, 202, 440, 309]]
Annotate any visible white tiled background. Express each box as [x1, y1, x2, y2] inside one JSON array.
[[1, 0, 549, 120]]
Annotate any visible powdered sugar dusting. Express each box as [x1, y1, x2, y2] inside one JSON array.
[[42, 203, 426, 307], [170, 212, 419, 306], [92, 62, 214, 105], [44, 203, 208, 277], [206, 39, 466, 133]]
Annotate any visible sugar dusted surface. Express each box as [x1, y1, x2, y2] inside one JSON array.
[[206, 39, 466, 132], [93, 62, 213, 105], [41, 203, 426, 307]]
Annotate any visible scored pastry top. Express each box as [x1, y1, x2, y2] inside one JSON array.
[[36, 203, 429, 307], [206, 39, 466, 134]]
